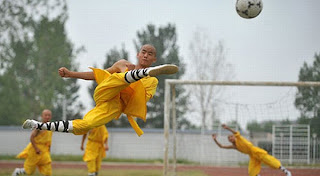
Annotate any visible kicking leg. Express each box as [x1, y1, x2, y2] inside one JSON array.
[[22, 119, 73, 133], [280, 166, 292, 176], [23, 102, 121, 135], [260, 153, 291, 176], [12, 168, 26, 176], [124, 64, 178, 83]]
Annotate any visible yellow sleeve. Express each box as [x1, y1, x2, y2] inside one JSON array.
[[89, 67, 111, 85], [234, 131, 240, 137], [235, 132, 249, 144]]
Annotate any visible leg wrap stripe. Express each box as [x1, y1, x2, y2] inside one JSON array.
[[36, 123, 44, 130], [54, 121, 60, 131], [135, 70, 142, 79], [63, 120, 69, 132], [46, 122, 52, 131], [142, 69, 148, 76], [130, 70, 139, 81], [124, 72, 130, 83]]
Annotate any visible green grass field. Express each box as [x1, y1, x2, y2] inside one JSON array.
[[0, 168, 207, 176]]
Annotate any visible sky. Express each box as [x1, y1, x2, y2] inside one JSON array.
[[65, 0, 320, 128]]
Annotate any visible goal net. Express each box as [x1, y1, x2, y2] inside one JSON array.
[[163, 80, 320, 176]]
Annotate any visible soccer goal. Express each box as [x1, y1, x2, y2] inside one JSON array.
[[163, 80, 320, 176]]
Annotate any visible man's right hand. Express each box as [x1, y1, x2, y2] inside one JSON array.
[[58, 67, 70, 77], [222, 124, 228, 129]]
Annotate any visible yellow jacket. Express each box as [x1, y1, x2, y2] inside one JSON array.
[[17, 131, 52, 160], [234, 132, 268, 159]]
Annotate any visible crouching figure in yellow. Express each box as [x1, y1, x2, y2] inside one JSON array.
[[22, 44, 178, 137], [81, 125, 109, 176], [13, 109, 53, 176], [212, 124, 292, 176]]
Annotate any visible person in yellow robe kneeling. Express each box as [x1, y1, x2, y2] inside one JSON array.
[[81, 125, 109, 176], [13, 109, 53, 176], [212, 124, 292, 176]]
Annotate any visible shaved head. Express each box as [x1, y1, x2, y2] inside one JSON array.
[[42, 109, 52, 115], [136, 44, 157, 68], [41, 109, 52, 122], [141, 44, 156, 56]]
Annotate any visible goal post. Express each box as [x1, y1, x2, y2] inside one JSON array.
[[163, 80, 320, 176]]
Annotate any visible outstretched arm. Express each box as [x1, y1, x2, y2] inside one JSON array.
[[106, 59, 136, 73], [212, 134, 236, 149], [59, 60, 136, 80], [222, 124, 237, 134], [59, 67, 95, 80]]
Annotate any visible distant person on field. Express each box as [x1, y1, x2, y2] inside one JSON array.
[[81, 125, 109, 176], [12, 109, 53, 176], [212, 124, 292, 176]]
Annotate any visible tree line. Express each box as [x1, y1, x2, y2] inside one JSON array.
[[0, 1, 319, 136]]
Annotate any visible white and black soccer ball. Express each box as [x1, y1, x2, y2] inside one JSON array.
[[236, 0, 263, 19]]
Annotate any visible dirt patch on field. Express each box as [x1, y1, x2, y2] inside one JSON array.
[[1, 161, 320, 176]]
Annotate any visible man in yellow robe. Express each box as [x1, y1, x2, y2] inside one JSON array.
[[80, 125, 109, 176], [212, 124, 292, 176], [22, 44, 178, 136], [13, 109, 53, 176]]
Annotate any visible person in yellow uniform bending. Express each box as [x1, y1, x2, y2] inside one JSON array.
[[80, 125, 109, 176], [22, 44, 178, 136], [212, 124, 292, 176], [13, 109, 53, 176]]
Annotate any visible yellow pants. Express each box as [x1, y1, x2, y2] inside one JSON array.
[[24, 152, 52, 176], [86, 154, 103, 173], [248, 153, 281, 176], [72, 73, 128, 135]]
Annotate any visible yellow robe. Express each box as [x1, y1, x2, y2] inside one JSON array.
[[17, 130, 52, 175], [83, 125, 109, 161], [234, 132, 281, 176], [73, 68, 158, 136], [83, 125, 109, 173]]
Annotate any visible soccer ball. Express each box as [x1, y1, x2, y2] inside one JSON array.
[[235, 0, 263, 19]]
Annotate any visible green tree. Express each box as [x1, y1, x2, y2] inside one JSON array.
[[0, 0, 66, 69], [0, 0, 74, 124], [247, 121, 263, 132], [295, 53, 320, 135], [0, 16, 84, 124], [31, 17, 84, 121], [247, 120, 275, 133], [0, 70, 29, 125], [133, 23, 189, 129]]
